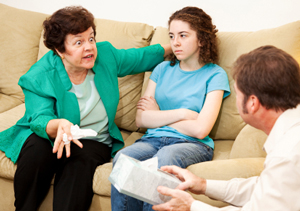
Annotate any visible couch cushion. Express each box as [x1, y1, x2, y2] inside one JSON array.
[[213, 140, 234, 160], [230, 124, 267, 159], [148, 21, 300, 141], [0, 4, 48, 113], [0, 150, 16, 180], [122, 131, 144, 148], [37, 18, 155, 133], [93, 162, 112, 196], [0, 104, 25, 132], [0, 94, 22, 115]]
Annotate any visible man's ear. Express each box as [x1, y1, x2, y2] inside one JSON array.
[[248, 95, 260, 113]]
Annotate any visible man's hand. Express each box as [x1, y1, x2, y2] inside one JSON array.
[[152, 166, 207, 211], [160, 165, 206, 195], [152, 186, 195, 211]]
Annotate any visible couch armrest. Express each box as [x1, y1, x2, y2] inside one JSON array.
[[229, 125, 267, 159], [93, 162, 113, 196], [0, 150, 16, 180]]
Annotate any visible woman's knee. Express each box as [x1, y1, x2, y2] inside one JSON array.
[[113, 141, 157, 166], [17, 133, 56, 168], [155, 143, 210, 168], [155, 149, 182, 168]]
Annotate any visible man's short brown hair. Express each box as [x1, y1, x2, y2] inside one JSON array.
[[232, 45, 300, 112]]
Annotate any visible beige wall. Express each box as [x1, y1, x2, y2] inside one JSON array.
[[0, 0, 299, 32]]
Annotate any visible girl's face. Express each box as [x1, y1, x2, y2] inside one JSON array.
[[57, 27, 97, 72], [169, 20, 200, 64]]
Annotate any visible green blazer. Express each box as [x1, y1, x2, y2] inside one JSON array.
[[0, 41, 165, 163]]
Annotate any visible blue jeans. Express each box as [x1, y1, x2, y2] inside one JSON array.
[[111, 136, 213, 211]]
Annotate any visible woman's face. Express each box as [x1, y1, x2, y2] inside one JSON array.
[[169, 20, 200, 64], [58, 27, 97, 72]]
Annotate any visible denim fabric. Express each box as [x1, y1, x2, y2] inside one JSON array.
[[111, 137, 213, 211]]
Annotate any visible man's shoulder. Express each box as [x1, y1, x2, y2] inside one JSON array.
[[268, 123, 300, 159]]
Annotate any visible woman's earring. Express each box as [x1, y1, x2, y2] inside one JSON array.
[[61, 55, 65, 60]]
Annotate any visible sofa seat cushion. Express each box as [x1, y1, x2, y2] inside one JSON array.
[[91, 132, 144, 196], [93, 162, 113, 196], [188, 157, 265, 180], [0, 150, 16, 180], [123, 132, 144, 147], [213, 140, 234, 160], [92, 132, 143, 196]]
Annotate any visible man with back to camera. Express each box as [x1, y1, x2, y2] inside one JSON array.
[[152, 45, 300, 211]]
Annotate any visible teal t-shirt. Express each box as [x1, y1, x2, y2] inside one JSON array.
[[143, 61, 231, 149]]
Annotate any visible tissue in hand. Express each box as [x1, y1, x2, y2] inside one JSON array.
[[62, 125, 97, 144]]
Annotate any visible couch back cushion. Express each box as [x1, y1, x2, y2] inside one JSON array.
[[147, 21, 300, 140], [38, 18, 154, 132], [0, 4, 47, 113], [211, 20, 300, 140]]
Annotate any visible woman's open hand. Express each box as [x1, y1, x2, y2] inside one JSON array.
[[52, 119, 83, 159]]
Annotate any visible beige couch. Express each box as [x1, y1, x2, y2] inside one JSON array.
[[0, 3, 300, 210]]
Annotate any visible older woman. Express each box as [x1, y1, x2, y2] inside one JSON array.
[[0, 6, 170, 211]]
